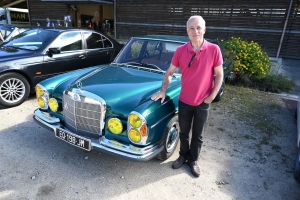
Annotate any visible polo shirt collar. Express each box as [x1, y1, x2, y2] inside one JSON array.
[[188, 39, 208, 53]]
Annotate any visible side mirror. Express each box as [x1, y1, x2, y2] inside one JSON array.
[[48, 47, 61, 54]]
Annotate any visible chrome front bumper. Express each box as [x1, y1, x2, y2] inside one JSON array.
[[33, 109, 163, 162]]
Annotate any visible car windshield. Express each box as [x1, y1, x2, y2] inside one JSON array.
[[3, 29, 57, 50], [114, 38, 183, 74], [0, 25, 16, 40]]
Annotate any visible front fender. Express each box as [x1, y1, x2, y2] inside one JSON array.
[[134, 86, 180, 145]]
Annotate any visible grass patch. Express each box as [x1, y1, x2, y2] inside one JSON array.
[[271, 144, 281, 151], [218, 128, 225, 131]]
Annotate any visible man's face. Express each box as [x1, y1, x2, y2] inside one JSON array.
[[47, 18, 50, 22], [187, 18, 206, 43]]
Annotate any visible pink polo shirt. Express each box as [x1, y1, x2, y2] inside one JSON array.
[[171, 40, 223, 106]]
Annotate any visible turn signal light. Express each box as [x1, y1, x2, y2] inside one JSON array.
[[140, 124, 147, 137]]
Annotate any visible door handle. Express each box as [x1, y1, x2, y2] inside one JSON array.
[[79, 55, 85, 59]]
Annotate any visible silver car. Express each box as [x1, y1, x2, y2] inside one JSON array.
[[294, 93, 300, 181], [0, 24, 30, 44]]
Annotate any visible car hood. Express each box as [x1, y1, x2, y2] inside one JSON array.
[[0, 47, 34, 61], [55, 65, 180, 116]]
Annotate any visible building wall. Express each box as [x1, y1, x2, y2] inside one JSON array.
[[27, 0, 68, 26], [115, 0, 300, 59], [27, 1, 114, 29]]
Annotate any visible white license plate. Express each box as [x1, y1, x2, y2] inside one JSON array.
[[55, 128, 91, 151]]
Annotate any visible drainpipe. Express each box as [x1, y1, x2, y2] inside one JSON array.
[[276, 0, 293, 58], [114, 0, 116, 39]]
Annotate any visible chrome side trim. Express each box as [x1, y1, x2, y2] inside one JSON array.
[[150, 110, 175, 129]]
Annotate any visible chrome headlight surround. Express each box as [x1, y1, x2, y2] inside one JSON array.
[[35, 84, 50, 110], [127, 111, 148, 145]]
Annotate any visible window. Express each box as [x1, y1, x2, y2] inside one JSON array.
[[50, 32, 82, 52], [84, 32, 104, 49], [84, 32, 112, 49]]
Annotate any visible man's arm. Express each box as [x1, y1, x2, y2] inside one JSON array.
[[151, 64, 177, 103], [203, 65, 224, 103]]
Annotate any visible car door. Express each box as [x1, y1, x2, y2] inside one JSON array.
[[84, 31, 114, 66], [43, 31, 86, 78]]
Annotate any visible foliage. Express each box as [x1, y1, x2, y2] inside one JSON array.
[[218, 37, 271, 80], [227, 73, 296, 93]]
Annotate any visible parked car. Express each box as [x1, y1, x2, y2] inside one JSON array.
[[33, 35, 231, 161], [294, 92, 300, 181], [0, 24, 32, 44], [0, 28, 123, 107]]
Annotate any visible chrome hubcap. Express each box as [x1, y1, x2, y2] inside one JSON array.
[[166, 122, 179, 153], [0, 78, 26, 103]]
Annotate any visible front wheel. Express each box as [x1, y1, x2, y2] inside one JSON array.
[[294, 147, 300, 181], [156, 115, 180, 161], [0, 73, 30, 108]]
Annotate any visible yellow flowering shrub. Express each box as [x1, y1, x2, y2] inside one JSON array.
[[218, 37, 271, 80]]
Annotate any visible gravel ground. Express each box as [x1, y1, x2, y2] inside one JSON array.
[[0, 88, 299, 200]]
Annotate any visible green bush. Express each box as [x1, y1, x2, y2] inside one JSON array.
[[218, 37, 271, 80]]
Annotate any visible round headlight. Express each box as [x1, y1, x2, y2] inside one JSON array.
[[36, 85, 44, 97], [129, 128, 141, 143], [108, 118, 123, 134], [128, 114, 142, 128], [49, 98, 58, 112], [37, 97, 46, 109]]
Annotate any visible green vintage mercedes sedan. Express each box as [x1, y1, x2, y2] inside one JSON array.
[[33, 35, 231, 161]]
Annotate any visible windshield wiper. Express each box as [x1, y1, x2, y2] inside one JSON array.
[[126, 62, 163, 72]]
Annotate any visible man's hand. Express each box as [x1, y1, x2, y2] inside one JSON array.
[[151, 91, 166, 104], [203, 96, 214, 104]]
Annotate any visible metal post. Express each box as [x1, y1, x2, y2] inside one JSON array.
[[276, 0, 293, 58], [114, 0, 116, 39]]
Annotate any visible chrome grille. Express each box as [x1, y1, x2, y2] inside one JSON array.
[[63, 89, 106, 137]]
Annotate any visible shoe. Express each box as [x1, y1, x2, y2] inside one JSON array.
[[172, 156, 186, 169], [187, 161, 200, 177]]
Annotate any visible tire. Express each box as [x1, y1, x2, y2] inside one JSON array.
[[156, 115, 180, 161], [213, 81, 225, 102], [294, 147, 300, 181], [0, 73, 30, 108]]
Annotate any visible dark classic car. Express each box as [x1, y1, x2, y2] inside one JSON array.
[[33, 35, 231, 161], [0, 28, 123, 108], [294, 93, 300, 181]]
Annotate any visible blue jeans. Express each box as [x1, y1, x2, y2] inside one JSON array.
[[178, 100, 210, 161]]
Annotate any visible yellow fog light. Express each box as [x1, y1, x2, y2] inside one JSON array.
[[108, 118, 123, 134], [37, 97, 46, 109], [35, 85, 44, 97], [128, 114, 142, 128], [129, 129, 141, 143], [49, 98, 58, 112]]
